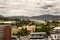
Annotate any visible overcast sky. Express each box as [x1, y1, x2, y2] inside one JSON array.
[[0, 0, 60, 17]]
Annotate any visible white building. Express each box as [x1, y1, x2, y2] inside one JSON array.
[[30, 32, 48, 40], [30, 19, 46, 23], [0, 21, 16, 24], [50, 27, 60, 40]]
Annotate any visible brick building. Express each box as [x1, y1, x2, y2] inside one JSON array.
[[0, 25, 11, 40]]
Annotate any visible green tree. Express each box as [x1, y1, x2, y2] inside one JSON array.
[[35, 25, 51, 35], [10, 23, 15, 27], [24, 28, 29, 35], [35, 27, 40, 32], [17, 28, 29, 36], [40, 25, 50, 35], [15, 21, 22, 28]]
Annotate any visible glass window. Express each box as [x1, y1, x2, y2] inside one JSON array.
[[54, 36, 56, 38], [40, 34, 42, 36], [11, 37, 16, 40]]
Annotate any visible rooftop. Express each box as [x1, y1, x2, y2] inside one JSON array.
[[30, 32, 46, 34], [54, 27, 60, 30]]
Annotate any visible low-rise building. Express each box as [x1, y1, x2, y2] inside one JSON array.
[[0, 21, 16, 24], [30, 32, 48, 40], [18, 25, 36, 32], [50, 27, 60, 40], [30, 19, 46, 23]]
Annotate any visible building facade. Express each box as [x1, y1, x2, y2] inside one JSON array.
[[50, 27, 60, 40], [0, 25, 11, 40], [30, 32, 48, 40], [18, 25, 36, 32]]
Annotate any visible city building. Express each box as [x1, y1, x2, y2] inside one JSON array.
[[0, 25, 11, 40], [30, 32, 48, 40], [50, 27, 60, 40], [0, 21, 16, 24], [30, 19, 46, 23], [18, 25, 36, 32]]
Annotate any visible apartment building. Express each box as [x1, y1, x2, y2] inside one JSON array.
[[50, 27, 60, 40], [0, 25, 11, 40]]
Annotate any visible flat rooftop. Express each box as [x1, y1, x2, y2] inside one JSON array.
[[30, 32, 46, 34]]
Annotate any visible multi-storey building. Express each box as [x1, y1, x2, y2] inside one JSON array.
[[0, 25, 11, 40], [50, 27, 60, 40]]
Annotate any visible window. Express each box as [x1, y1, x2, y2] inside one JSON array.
[[57, 39, 59, 40], [40, 34, 42, 36], [54, 36, 56, 38], [11, 37, 16, 40]]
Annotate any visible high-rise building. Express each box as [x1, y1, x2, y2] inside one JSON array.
[[0, 25, 11, 40]]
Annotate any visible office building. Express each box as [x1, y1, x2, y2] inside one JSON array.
[[0, 25, 11, 40]]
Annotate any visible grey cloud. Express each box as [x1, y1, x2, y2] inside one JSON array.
[[0, 0, 60, 17]]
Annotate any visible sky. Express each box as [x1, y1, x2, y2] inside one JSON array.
[[0, 0, 60, 17]]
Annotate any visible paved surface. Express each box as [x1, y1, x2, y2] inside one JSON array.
[[48, 36, 52, 40], [20, 36, 30, 40]]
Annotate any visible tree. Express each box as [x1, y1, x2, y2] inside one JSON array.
[[10, 23, 15, 27], [17, 28, 29, 36], [24, 28, 29, 35], [35, 27, 40, 32], [34, 25, 51, 35], [40, 25, 50, 35], [15, 21, 22, 28]]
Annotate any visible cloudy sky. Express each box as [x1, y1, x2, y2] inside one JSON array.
[[0, 0, 60, 17]]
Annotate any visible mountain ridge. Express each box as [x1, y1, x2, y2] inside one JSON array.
[[0, 14, 60, 20]]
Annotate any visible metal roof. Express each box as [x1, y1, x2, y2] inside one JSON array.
[[30, 32, 46, 34]]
